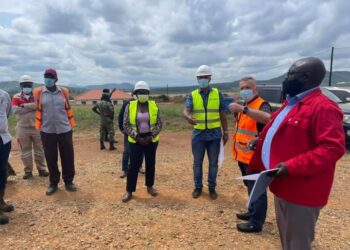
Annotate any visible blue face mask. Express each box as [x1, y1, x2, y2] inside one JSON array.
[[198, 79, 210, 88], [240, 89, 254, 101], [22, 87, 32, 95], [44, 78, 56, 88]]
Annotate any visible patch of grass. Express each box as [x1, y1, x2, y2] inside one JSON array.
[[7, 103, 192, 135]]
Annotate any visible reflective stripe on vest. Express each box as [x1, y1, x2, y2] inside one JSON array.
[[128, 100, 160, 144], [33, 86, 76, 130], [231, 96, 266, 164], [191, 88, 221, 130]]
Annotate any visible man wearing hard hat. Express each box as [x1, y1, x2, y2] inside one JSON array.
[[12, 75, 48, 179], [183, 65, 228, 200]]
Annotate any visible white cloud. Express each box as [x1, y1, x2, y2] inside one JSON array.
[[0, 0, 349, 87]]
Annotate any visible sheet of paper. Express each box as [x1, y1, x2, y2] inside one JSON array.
[[218, 138, 224, 168], [236, 173, 260, 181], [246, 169, 278, 208]]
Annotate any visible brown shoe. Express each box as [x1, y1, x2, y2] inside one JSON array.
[[119, 171, 127, 178], [122, 192, 132, 202], [139, 167, 145, 175], [147, 187, 158, 197]]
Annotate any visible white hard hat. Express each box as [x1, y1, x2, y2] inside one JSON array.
[[19, 75, 33, 83], [196, 65, 212, 77], [134, 81, 150, 92]]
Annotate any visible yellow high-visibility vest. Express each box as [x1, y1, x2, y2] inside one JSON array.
[[192, 88, 221, 130], [128, 100, 160, 143]]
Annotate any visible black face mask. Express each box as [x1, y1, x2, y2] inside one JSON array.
[[282, 78, 305, 97]]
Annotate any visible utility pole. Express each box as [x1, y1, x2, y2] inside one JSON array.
[[329, 46, 334, 86]]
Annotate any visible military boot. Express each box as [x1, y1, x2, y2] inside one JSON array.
[[109, 141, 116, 151], [100, 140, 106, 150], [0, 190, 14, 213]]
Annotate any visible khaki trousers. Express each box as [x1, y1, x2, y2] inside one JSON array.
[[17, 127, 46, 173]]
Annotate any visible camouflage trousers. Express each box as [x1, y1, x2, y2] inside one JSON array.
[[16, 127, 46, 173], [100, 119, 115, 142]]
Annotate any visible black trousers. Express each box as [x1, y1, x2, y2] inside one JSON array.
[[126, 141, 158, 192], [41, 130, 75, 185], [238, 161, 249, 190], [0, 138, 11, 191]]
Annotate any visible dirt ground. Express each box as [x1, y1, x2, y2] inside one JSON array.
[[1, 131, 350, 250]]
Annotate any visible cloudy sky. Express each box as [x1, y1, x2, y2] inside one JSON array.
[[0, 0, 349, 87]]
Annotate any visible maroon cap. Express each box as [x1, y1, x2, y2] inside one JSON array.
[[44, 68, 57, 78]]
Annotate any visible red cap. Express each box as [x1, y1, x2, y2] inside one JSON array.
[[44, 68, 57, 78]]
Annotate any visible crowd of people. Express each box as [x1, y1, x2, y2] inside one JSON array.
[[0, 57, 346, 249]]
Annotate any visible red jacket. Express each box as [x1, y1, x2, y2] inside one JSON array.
[[248, 89, 345, 207]]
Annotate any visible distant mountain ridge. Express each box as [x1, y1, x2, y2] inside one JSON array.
[[1, 71, 350, 95]]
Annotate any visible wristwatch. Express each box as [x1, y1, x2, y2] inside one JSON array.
[[242, 106, 249, 114]]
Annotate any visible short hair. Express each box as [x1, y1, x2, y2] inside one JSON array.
[[240, 76, 256, 82]]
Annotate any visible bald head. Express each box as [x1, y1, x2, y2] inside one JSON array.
[[288, 57, 326, 87]]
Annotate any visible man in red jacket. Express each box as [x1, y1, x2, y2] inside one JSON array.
[[249, 57, 345, 250]]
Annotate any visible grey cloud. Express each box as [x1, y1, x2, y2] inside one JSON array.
[[169, 0, 236, 44], [93, 55, 120, 68], [39, 4, 90, 35]]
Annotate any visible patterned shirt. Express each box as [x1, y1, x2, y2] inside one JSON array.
[[123, 102, 162, 140]]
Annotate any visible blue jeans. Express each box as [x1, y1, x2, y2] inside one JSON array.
[[246, 178, 267, 229], [0, 138, 11, 190], [192, 139, 220, 189]]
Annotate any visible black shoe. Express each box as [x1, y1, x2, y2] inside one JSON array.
[[46, 184, 58, 196], [23, 172, 33, 179], [65, 182, 77, 192], [100, 141, 106, 150], [236, 212, 250, 221], [192, 188, 202, 198], [0, 212, 9, 225], [0, 199, 14, 213], [237, 222, 262, 233], [38, 170, 49, 177], [209, 188, 218, 200], [122, 192, 132, 202], [109, 142, 116, 151], [147, 187, 158, 197]]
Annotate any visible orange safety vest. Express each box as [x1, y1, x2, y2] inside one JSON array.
[[33, 86, 76, 130], [231, 96, 265, 164]]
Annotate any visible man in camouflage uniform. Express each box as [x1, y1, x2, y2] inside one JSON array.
[[92, 89, 117, 150], [12, 75, 49, 179]]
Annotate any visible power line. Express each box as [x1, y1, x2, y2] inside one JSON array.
[[334, 46, 350, 50], [243, 47, 331, 76]]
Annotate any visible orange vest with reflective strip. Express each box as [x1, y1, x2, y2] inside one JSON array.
[[33, 86, 76, 130], [231, 96, 265, 164]]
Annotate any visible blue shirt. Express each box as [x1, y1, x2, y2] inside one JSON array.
[[261, 87, 318, 169], [185, 87, 226, 141]]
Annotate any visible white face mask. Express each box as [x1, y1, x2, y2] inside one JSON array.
[[137, 94, 149, 103], [22, 87, 32, 95]]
